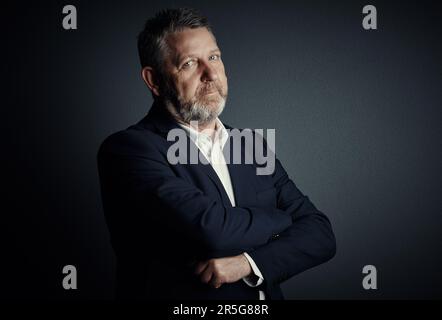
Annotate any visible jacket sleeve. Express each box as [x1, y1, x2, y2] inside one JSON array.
[[97, 131, 293, 254], [246, 158, 337, 289]]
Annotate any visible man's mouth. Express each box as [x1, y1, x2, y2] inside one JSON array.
[[199, 84, 221, 96], [199, 89, 219, 97]]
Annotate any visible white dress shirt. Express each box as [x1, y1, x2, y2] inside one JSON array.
[[178, 118, 266, 300]]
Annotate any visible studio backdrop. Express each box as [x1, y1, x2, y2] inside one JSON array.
[[2, 0, 441, 299]]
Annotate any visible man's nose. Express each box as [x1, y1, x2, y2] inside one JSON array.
[[201, 62, 218, 82]]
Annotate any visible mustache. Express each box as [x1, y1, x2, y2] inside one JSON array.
[[196, 82, 224, 96]]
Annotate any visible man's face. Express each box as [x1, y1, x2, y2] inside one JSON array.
[[160, 27, 228, 124]]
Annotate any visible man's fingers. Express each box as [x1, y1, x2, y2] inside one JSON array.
[[196, 261, 221, 288], [194, 261, 209, 275], [200, 264, 213, 284], [195, 259, 224, 288], [209, 275, 222, 289]]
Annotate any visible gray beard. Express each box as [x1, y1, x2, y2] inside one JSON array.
[[160, 74, 228, 125], [175, 97, 226, 124], [162, 86, 227, 125]]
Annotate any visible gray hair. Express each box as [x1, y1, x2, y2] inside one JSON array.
[[137, 8, 212, 73]]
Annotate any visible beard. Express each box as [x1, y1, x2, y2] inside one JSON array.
[[162, 78, 228, 125]]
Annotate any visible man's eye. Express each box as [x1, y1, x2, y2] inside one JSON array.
[[209, 54, 220, 61], [182, 60, 195, 68]]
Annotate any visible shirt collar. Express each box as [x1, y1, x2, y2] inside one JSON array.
[[177, 118, 229, 148]]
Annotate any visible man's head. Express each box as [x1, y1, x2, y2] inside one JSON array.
[[138, 8, 228, 125]]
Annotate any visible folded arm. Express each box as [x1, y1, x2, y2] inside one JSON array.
[[246, 158, 336, 289]]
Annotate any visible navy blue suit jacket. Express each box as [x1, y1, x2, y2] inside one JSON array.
[[97, 102, 336, 300]]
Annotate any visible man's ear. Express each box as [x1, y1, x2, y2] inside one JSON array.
[[141, 66, 161, 97]]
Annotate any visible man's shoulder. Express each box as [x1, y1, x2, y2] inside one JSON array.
[[97, 120, 164, 159]]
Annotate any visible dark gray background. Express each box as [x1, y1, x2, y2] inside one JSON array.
[[2, 0, 441, 299]]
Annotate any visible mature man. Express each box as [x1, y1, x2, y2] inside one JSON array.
[[97, 8, 336, 300]]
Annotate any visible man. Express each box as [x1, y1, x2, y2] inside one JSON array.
[[97, 8, 336, 300]]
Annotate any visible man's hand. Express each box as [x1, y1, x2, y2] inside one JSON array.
[[194, 253, 252, 289]]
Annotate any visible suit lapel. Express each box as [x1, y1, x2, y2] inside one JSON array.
[[224, 129, 258, 207], [138, 102, 234, 207], [191, 154, 234, 207]]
